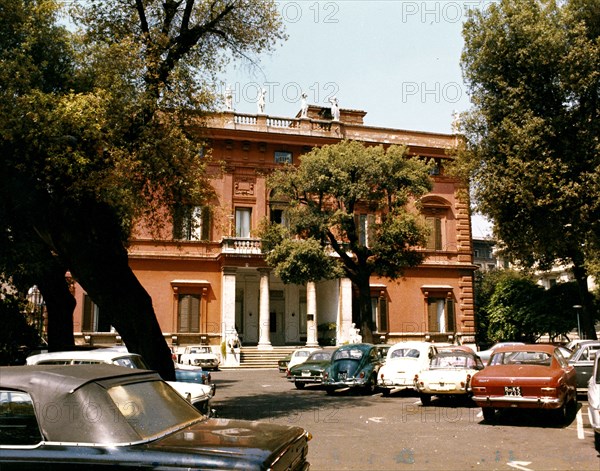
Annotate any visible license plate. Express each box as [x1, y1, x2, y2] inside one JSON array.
[[302, 371, 311, 376], [504, 386, 522, 397], [339, 372, 347, 380]]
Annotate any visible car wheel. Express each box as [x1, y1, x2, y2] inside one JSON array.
[[419, 393, 432, 406], [553, 401, 568, 424], [325, 387, 336, 395], [482, 407, 495, 423], [363, 375, 377, 395], [566, 396, 578, 421], [295, 381, 305, 390], [381, 388, 390, 397], [595, 431, 600, 451]]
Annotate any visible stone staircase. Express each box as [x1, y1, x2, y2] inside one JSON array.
[[233, 346, 298, 369]]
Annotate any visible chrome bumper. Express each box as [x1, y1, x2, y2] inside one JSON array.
[[473, 395, 561, 405]]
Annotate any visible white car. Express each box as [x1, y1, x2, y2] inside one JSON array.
[[377, 342, 438, 396], [178, 345, 220, 370], [287, 347, 321, 370], [414, 349, 484, 405], [26, 349, 214, 415], [587, 351, 600, 449], [476, 341, 525, 365]]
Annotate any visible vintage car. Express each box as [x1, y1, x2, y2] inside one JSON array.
[[287, 349, 333, 389], [414, 350, 484, 405], [587, 350, 600, 449], [567, 341, 600, 392], [278, 353, 293, 373], [322, 343, 384, 394], [287, 347, 322, 370], [377, 341, 438, 396], [471, 344, 578, 423], [0, 365, 311, 470], [26, 349, 215, 415], [177, 345, 220, 370], [476, 341, 525, 365]]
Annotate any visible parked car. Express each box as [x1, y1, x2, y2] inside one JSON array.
[[177, 345, 220, 370], [377, 341, 438, 396], [568, 341, 600, 392], [587, 351, 600, 449], [287, 349, 333, 389], [0, 364, 311, 470], [278, 353, 293, 373], [323, 343, 384, 395], [476, 341, 525, 364], [26, 349, 215, 415], [471, 344, 577, 423], [414, 350, 484, 405], [288, 347, 322, 370]]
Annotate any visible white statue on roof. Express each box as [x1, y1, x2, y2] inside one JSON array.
[[329, 96, 340, 121]]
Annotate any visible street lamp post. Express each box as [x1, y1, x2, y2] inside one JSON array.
[[573, 305, 583, 340]]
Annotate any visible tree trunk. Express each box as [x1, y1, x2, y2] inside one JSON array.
[[50, 202, 175, 380], [37, 264, 76, 351], [572, 263, 598, 340], [354, 275, 374, 344]]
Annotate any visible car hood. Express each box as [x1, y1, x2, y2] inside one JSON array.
[[292, 361, 329, 371], [167, 381, 212, 401], [149, 418, 308, 467]]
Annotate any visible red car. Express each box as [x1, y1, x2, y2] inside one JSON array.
[[471, 344, 577, 423]]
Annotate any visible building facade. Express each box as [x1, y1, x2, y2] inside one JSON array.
[[72, 105, 477, 353]]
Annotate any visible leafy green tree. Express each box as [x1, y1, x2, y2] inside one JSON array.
[[0, 290, 42, 366], [0, 0, 285, 377], [265, 141, 433, 342], [459, 0, 600, 339]]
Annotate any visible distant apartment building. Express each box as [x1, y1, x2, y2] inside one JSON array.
[[71, 104, 477, 349]]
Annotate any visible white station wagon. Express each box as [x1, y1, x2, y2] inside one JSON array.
[[26, 349, 215, 415]]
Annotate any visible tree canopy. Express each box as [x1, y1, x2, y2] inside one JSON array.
[[0, 0, 286, 374], [263, 140, 434, 342], [459, 0, 600, 339]]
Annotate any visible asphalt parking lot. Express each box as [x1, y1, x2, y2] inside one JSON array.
[[211, 368, 600, 471]]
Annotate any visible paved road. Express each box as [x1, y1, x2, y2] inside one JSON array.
[[210, 368, 599, 471]]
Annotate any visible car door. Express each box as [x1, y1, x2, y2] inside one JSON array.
[[573, 344, 600, 389]]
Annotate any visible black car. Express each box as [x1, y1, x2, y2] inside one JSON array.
[[0, 364, 311, 470]]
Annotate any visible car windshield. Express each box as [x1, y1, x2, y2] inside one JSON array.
[[107, 380, 201, 440], [113, 355, 149, 369], [430, 354, 477, 369], [333, 349, 363, 361], [308, 351, 332, 361], [296, 351, 312, 358], [489, 351, 552, 366], [390, 348, 421, 359]]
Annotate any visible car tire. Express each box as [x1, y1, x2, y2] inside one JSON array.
[[325, 387, 336, 395], [419, 393, 432, 406], [482, 407, 495, 423], [295, 381, 305, 390], [595, 431, 600, 451], [381, 388, 390, 397], [363, 375, 377, 395], [553, 400, 569, 424]]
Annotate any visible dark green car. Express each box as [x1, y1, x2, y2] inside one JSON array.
[[287, 350, 333, 389]]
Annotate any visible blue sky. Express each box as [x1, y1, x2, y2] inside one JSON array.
[[223, 1, 488, 133], [224, 1, 494, 236]]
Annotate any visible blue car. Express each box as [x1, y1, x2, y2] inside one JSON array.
[[322, 343, 385, 395]]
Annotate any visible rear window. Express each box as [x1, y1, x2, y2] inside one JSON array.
[[0, 390, 42, 446], [333, 349, 363, 361], [391, 348, 420, 359], [489, 351, 551, 366]]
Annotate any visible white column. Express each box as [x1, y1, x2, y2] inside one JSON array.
[[257, 268, 273, 350], [337, 277, 353, 345], [221, 267, 240, 366], [305, 281, 319, 347]]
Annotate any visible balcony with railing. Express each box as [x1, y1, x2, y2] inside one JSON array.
[[221, 237, 263, 255]]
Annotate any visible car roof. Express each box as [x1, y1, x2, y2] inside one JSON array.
[[0, 364, 157, 398], [335, 343, 374, 352], [493, 344, 557, 354], [27, 348, 142, 364]]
